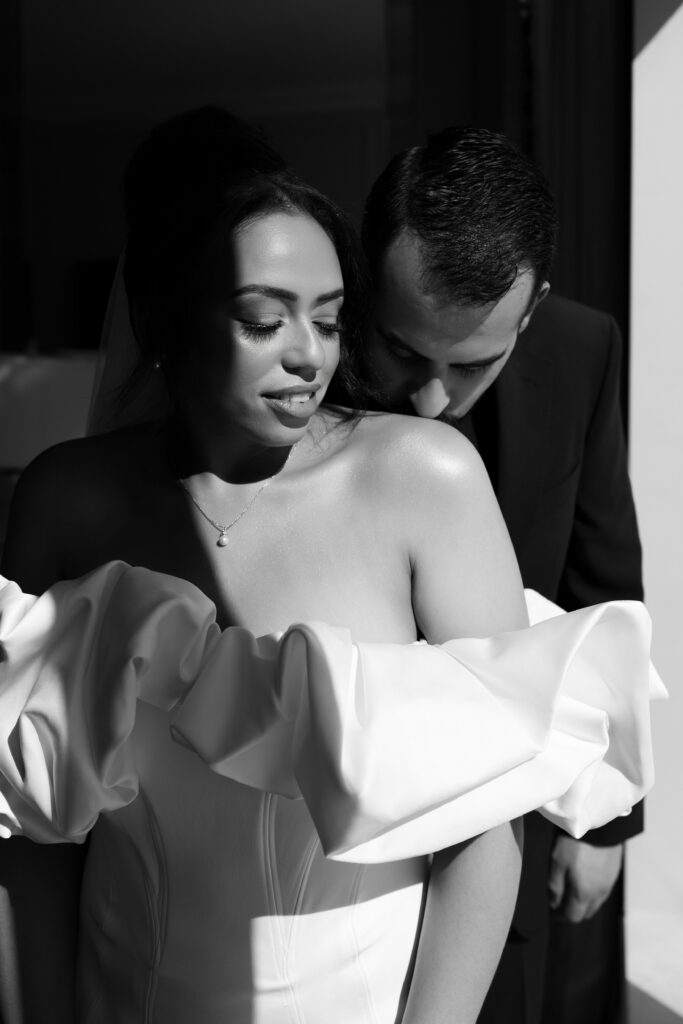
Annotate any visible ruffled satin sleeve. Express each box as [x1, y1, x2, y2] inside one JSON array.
[[172, 592, 666, 863], [0, 562, 219, 842], [0, 564, 665, 862]]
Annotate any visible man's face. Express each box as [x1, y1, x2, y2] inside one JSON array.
[[369, 234, 546, 421]]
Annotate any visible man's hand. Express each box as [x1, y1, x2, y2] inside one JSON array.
[[547, 836, 624, 923]]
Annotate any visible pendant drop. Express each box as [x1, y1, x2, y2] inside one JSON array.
[[217, 531, 229, 547]]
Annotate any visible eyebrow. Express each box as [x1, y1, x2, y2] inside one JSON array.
[[376, 326, 506, 368], [232, 285, 344, 304]]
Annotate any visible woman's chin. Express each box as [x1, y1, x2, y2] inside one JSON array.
[[251, 412, 315, 449]]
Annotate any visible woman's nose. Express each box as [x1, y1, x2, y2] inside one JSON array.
[[282, 322, 326, 374]]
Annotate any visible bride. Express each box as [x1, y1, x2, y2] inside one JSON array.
[[0, 109, 659, 1024]]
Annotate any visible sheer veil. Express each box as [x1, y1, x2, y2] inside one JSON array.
[[87, 254, 170, 435]]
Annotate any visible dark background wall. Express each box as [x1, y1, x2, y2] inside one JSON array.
[[7, 0, 387, 353], [2, 0, 633, 384], [386, 0, 633, 418]]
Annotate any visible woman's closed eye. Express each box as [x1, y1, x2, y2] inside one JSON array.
[[238, 318, 341, 342], [238, 319, 282, 340], [314, 319, 341, 338]]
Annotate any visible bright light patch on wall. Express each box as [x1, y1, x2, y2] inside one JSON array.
[[629, 2, 683, 1018]]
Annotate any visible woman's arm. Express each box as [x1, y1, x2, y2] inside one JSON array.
[[403, 822, 523, 1024], [391, 420, 528, 1023], [405, 421, 528, 642], [1, 447, 73, 593]]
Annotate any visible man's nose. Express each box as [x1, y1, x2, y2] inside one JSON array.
[[409, 375, 450, 418]]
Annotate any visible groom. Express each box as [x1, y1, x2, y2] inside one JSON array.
[[360, 127, 643, 1024]]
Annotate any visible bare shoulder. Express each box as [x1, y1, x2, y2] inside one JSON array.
[[11, 428, 145, 506], [2, 427, 159, 588], [330, 411, 525, 640], [344, 411, 487, 497]]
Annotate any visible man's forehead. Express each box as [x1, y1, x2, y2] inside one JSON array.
[[377, 242, 488, 329], [376, 313, 492, 360], [377, 233, 439, 305], [376, 239, 536, 348]]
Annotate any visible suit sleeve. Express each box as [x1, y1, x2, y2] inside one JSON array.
[[557, 313, 644, 845]]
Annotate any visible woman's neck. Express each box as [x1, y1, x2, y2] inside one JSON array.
[[167, 413, 300, 484]]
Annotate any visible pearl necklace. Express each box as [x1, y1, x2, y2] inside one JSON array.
[[177, 444, 298, 548], [177, 477, 272, 546]]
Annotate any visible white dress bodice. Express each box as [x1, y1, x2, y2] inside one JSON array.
[[78, 701, 425, 1023], [0, 562, 664, 1023]]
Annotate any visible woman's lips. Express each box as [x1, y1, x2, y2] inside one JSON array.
[[262, 387, 320, 419]]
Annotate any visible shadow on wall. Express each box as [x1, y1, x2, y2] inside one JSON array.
[[634, 0, 683, 53], [629, 985, 683, 1024]]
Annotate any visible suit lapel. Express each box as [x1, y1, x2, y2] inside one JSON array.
[[487, 341, 555, 549]]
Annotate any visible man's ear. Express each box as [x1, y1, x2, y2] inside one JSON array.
[[519, 280, 550, 334]]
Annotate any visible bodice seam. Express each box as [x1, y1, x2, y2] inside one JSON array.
[[261, 793, 304, 1024], [349, 867, 382, 1024], [139, 785, 169, 1023]]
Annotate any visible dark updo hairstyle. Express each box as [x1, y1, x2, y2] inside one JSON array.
[[122, 105, 373, 413]]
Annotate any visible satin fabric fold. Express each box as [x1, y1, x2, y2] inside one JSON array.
[[0, 563, 218, 841], [0, 562, 665, 862], [174, 602, 663, 862]]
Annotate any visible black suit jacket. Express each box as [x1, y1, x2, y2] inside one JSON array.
[[470, 293, 644, 937]]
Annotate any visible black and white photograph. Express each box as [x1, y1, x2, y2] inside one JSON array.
[[0, 2, 680, 1022]]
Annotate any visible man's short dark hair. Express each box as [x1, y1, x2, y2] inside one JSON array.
[[362, 127, 558, 305]]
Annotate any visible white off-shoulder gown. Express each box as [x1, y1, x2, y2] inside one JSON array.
[[0, 563, 664, 1023]]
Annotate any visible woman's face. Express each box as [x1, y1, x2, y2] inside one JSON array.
[[180, 211, 344, 447]]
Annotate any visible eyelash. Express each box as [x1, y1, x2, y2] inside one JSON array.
[[239, 320, 341, 341], [316, 322, 342, 338], [455, 364, 488, 379]]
